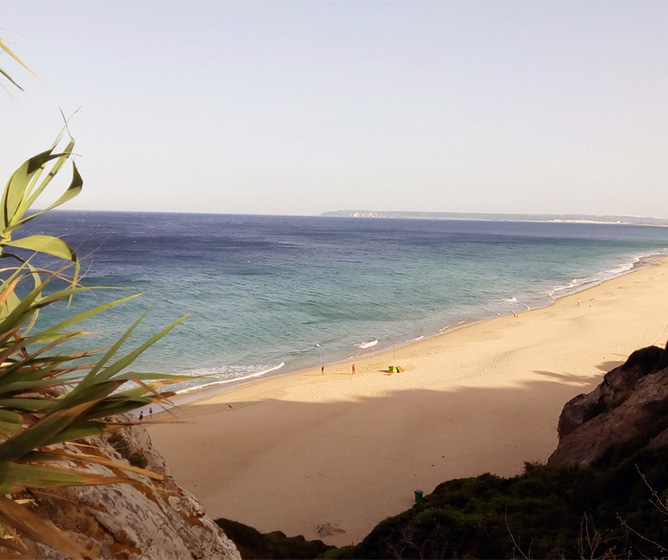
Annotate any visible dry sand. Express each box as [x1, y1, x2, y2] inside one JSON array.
[[147, 258, 668, 547]]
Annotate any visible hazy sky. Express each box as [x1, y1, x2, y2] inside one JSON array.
[[2, 1, 667, 217]]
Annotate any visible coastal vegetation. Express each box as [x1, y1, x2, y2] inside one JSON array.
[[0, 38, 188, 557], [215, 517, 333, 559], [324, 446, 668, 559], [219, 444, 668, 559]]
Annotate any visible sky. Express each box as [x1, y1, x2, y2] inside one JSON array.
[[1, 0, 667, 217]]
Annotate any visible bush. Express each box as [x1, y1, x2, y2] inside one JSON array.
[[324, 446, 668, 559], [215, 517, 333, 559]]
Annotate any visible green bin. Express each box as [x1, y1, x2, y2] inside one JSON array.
[[414, 490, 423, 503]]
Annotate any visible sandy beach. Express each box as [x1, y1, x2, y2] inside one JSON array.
[[147, 258, 668, 547]]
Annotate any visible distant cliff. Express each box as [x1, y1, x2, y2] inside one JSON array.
[[322, 210, 668, 226]]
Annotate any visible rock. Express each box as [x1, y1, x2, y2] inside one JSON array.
[[21, 420, 241, 560], [549, 344, 668, 467], [556, 345, 665, 439]]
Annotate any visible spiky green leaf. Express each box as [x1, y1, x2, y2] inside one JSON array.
[[0, 462, 85, 494], [3, 235, 76, 262], [1, 150, 57, 230], [0, 409, 22, 424], [0, 399, 55, 412], [41, 421, 106, 446], [0, 401, 96, 461]]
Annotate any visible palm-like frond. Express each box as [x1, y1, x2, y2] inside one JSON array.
[[0, 37, 34, 92], [0, 136, 193, 557]]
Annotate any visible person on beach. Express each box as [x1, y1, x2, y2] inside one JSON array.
[[139, 411, 144, 421], [352, 364, 356, 374], [149, 407, 153, 416], [321, 365, 325, 374]]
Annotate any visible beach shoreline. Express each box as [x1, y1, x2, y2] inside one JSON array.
[[147, 256, 668, 547], [156, 252, 665, 411]]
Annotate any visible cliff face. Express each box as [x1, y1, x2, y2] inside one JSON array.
[[21, 421, 241, 560], [548, 344, 668, 467]]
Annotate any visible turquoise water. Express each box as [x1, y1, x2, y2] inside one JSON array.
[[23, 212, 668, 392]]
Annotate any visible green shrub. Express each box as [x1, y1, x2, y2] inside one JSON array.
[[324, 446, 668, 559], [129, 451, 148, 469], [215, 517, 333, 559]]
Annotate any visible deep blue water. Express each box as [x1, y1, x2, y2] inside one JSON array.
[[21, 211, 668, 392]]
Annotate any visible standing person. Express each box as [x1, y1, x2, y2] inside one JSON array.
[[149, 407, 153, 416], [321, 365, 325, 374], [352, 364, 356, 374], [139, 411, 144, 421]]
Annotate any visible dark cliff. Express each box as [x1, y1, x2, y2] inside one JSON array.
[[549, 343, 668, 467]]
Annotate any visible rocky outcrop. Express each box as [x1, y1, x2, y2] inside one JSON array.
[[549, 344, 668, 467], [20, 420, 241, 560]]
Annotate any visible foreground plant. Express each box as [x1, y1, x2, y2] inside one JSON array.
[[0, 36, 34, 93], [0, 134, 189, 558]]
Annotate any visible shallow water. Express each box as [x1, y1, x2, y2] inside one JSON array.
[[22, 211, 668, 392]]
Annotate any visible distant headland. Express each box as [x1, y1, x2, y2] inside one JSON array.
[[321, 210, 668, 226]]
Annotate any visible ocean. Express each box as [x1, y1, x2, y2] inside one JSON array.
[[22, 211, 668, 393]]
